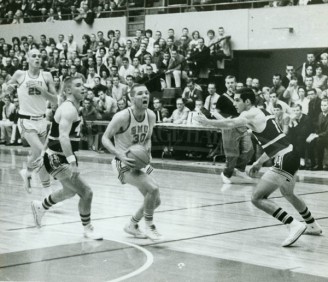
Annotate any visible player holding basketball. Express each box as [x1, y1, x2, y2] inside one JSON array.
[[31, 77, 102, 240], [6, 49, 58, 193], [195, 87, 322, 247], [102, 84, 163, 241]]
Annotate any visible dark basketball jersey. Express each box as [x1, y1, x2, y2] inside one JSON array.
[[252, 109, 290, 157], [48, 104, 81, 153]]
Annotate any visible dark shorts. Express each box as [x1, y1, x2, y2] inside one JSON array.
[[261, 150, 299, 186], [44, 152, 78, 180], [272, 150, 300, 177]]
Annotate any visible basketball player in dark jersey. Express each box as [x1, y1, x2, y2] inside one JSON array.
[[102, 84, 163, 241], [31, 77, 102, 240], [195, 87, 322, 247]]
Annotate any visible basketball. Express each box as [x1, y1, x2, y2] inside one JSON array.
[[126, 144, 150, 170]]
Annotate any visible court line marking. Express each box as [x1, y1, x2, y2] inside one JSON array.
[[0, 238, 154, 281], [104, 237, 154, 282], [7, 190, 328, 231]]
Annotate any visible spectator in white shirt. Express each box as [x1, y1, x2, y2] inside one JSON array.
[[119, 57, 134, 82]]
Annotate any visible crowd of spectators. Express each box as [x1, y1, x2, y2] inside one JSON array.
[[0, 0, 126, 25], [0, 26, 327, 169], [1, 0, 328, 26]]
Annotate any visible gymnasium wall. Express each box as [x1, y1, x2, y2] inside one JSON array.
[[145, 5, 328, 50]]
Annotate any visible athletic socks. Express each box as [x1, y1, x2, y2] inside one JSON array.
[[299, 207, 315, 224], [144, 212, 154, 227], [131, 215, 142, 226], [42, 195, 56, 210], [272, 208, 294, 224], [80, 213, 91, 226]]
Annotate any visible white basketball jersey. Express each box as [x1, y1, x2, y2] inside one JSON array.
[[115, 108, 151, 156], [17, 71, 48, 116]]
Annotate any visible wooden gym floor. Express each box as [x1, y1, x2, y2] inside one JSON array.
[[0, 146, 327, 282]]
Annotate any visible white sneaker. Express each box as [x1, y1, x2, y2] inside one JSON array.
[[124, 223, 147, 239], [282, 220, 306, 247], [20, 169, 32, 193], [234, 169, 254, 182], [145, 224, 163, 241], [304, 221, 323, 236], [84, 224, 103, 240], [221, 172, 232, 184], [31, 200, 45, 228]]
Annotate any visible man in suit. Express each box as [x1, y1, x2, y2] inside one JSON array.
[[153, 98, 169, 123], [181, 78, 203, 110], [288, 104, 311, 169], [165, 49, 185, 89], [307, 88, 322, 130], [306, 98, 328, 170], [192, 37, 210, 78]]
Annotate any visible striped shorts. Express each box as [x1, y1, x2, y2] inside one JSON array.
[[111, 158, 154, 184]]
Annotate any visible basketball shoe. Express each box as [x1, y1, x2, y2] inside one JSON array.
[[31, 200, 45, 228], [145, 224, 163, 241], [20, 168, 32, 193], [304, 221, 323, 236], [84, 224, 103, 240], [221, 172, 232, 184], [234, 169, 254, 182], [124, 223, 147, 239], [282, 220, 306, 247]]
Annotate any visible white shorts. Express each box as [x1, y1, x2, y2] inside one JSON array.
[[18, 118, 49, 138], [111, 158, 153, 184]]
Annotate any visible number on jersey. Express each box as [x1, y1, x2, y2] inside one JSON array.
[[28, 88, 41, 95]]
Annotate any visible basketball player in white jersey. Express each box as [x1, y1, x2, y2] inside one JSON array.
[[31, 77, 102, 240], [102, 84, 163, 241], [6, 49, 58, 193], [195, 88, 322, 247]]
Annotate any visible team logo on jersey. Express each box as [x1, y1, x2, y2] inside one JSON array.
[[131, 125, 149, 144]]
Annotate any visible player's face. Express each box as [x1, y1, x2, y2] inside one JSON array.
[[233, 94, 246, 113], [28, 50, 42, 68], [132, 86, 149, 109], [70, 79, 85, 102]]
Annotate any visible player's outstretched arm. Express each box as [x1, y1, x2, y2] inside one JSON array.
[[194, 114, 248, 129]]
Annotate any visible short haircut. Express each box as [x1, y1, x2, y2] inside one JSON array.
[[153, 98, 162, 103], [122, 57, 129, 62], [130, 84, 146, 97], [273, 73, 281, 79], [207, 29, 215, 35], [236, 87, 256, 105], [225, 75, 236, 81], [62, 76, 80, 92], [273, 104, 283, 110]]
